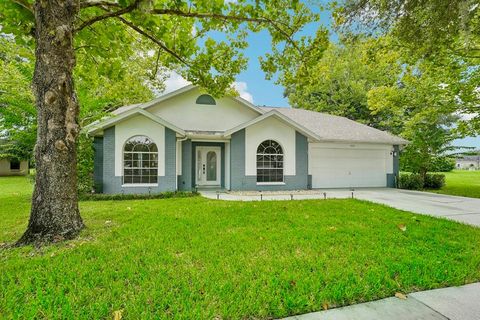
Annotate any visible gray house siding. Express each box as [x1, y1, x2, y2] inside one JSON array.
[[387, 145, 400, 188], [178, 139, 192, 191], [93, 136, 104, 193], [101, 126, 177, 194], [230, 129, 309, 191]]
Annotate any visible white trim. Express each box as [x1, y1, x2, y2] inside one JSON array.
[[223, 110, 321, 141], [86, 108, 186, 136], [256, 182, 286, 186], [122, 184, 159, 187], [191, 139, 230, 143], [195, 146, 222, 186]]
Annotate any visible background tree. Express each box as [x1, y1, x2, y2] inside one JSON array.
[[333, 0, 480, 134], [0, 0, 317, 245], [280, 35, 473, 177]]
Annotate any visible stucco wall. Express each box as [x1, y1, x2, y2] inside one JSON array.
[[101, 126, 177, 194], [230, 129, 309, 191], [245, 116, 297, 176], [0, 159, 29, 176], [114, 115, 166, 177], [148, 87, 260, 131]]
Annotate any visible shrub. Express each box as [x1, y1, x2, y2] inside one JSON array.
[[430, 156, 456, 172], [424, 173, 445, 189], [398, 173, 424, 190], [79, 191, 199, 201]]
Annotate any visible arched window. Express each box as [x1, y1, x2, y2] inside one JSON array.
[[256, 140, 283, 183], [195, 94, 216, 105], [123, 136, 158, 184]]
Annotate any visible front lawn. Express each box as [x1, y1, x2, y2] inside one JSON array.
[[1, 176, 480, 319], [428, 170, 480, 198]]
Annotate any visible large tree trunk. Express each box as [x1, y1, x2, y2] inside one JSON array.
[[17, 0, 84, 245]]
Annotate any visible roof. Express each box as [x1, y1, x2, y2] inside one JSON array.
[[223, 110, 321, 141], [112, 85, 264, 116], [457, 155, 480, 161], [87, 85, 408, 145], [259, 107, 408, 145]]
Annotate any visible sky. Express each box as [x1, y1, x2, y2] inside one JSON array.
[[162, 3, 479, 150]]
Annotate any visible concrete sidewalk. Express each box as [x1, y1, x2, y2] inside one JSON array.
[[282, 282, 480, 320]]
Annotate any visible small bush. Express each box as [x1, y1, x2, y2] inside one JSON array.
[[424, 173, 446, 189], [79, 191, 199, 201], [398, 173, 424, 190], [430, 157, 456, 172]]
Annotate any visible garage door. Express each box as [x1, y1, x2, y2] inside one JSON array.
[[310, 147, 387, 188]]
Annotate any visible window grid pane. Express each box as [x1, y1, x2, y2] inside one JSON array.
[[256, 140, 284, 182], [123, 136, 158, 185]]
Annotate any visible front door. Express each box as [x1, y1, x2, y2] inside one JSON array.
[[196, 147, 221, 186]]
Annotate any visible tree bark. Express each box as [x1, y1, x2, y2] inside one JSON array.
[[17, 0, 84, 245]]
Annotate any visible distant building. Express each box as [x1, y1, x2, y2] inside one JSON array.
[[0, 158, 29, 176], [455, 155, 480, 170]]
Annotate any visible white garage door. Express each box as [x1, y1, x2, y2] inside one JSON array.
[[310, 147, 387, 188]]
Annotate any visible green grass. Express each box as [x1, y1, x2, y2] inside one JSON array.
[[1, 176, 480, 319], [428, 170, 480, 198]]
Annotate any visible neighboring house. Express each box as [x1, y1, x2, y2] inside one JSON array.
[[455, 155, 480, 170], [86, 85, 407, 194], [0, 158, 29, 176]]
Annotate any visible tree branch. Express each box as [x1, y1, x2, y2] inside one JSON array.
[[76, 3, 301, 53], [76, 0, 141, 32], [10, 0, 33, 13], [151, 8, 301, 52], [115, 16, 193, 69], [80, 0, 121, 9]]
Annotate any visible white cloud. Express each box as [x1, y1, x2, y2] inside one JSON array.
[[232, 81, 254, 103], [164, 71, 191, 93]]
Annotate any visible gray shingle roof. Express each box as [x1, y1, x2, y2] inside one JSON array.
[[260, 107, 408, 145]]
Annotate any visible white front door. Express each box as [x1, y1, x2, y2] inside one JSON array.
[[196, 147, 221, 186]]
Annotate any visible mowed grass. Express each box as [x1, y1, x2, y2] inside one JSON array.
[[428, 170, 480, 198], [1, 176, 480, 319]]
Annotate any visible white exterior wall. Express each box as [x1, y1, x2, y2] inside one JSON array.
[[114, 115, 166, 177], [0, 159, 29, 176], [148, 88, 259, 131], [245, 117, 296, 176], [309, 142, 393, 188]]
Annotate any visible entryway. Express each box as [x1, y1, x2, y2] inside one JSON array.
[[195, 146, 221, 186]]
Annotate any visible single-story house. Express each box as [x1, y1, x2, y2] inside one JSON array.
[[86, 85, 407, 194], [0, 158, 29, 176], [455, 155, 480, 170]]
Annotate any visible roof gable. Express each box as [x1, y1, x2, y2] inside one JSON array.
[[223, 110, 321, 141], [86, 108, 185, 136]]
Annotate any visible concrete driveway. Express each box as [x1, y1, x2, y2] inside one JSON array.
[[355, 188, 480, 227], [201, 188, 480, 227]]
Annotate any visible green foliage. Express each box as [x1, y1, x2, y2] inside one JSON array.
[[424, 174, 446, 189], [77, 134, 95, 194], [78, 190, 198, 201], [283, 36, 402, 130], [3, 176, 480, 318], [334, 0, 480, 135], [282, 34, 474, 176], [398, 173, 424, 190], [430, 157, 456, 172]]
